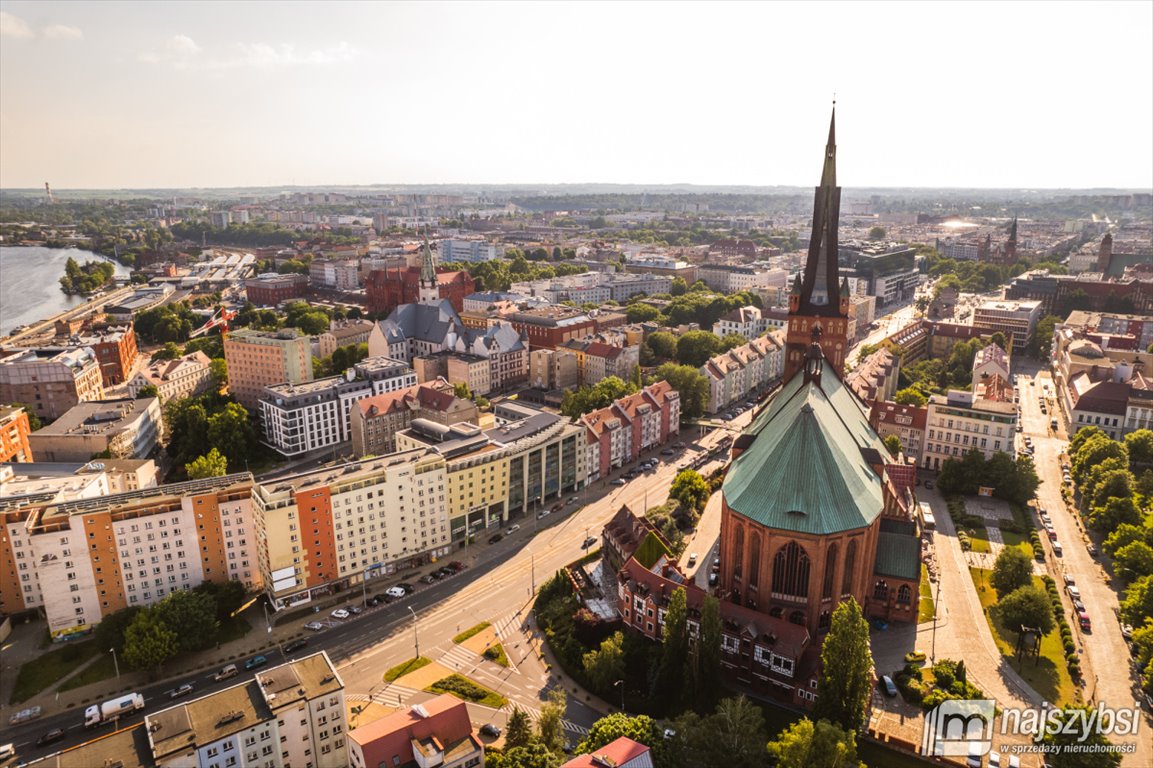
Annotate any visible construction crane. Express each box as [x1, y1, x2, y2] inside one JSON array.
[[188, 307, 237, 339]]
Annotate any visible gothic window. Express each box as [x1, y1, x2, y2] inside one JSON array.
[[873, 580, 889, 600], [897, 584, 911, 604], [822, 544, 838, 600], [732, 524, 744, 579], [748, 532, 761, 588], [789, 610, 806, 626], [841, 539, 857, 595], [772, 541, 810, 598]]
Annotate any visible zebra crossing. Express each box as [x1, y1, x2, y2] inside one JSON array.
[[348, 683, 423, 708], [440, 642, 481, 673], [516, 705, 590, 738]]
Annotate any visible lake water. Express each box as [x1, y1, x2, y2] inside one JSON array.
[[0, 245, 131, 334]]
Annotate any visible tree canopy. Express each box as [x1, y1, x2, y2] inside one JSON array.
[[814, 598, 873, 732]]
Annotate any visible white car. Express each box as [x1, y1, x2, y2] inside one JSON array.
[[331, 608, 351, 620], [385, 586, 407, 599]]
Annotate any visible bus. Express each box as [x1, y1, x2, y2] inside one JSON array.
[[918, 501, 936, 531]]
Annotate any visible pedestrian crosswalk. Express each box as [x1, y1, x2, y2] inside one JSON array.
[[440, 643, 480, 673], [349, 689, 590, 736]]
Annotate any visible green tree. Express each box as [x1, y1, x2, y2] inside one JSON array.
[[122, 609, 179, 673], [582, 631, 626, 692], [504, 706, 534, 750], [997, 585, 1055, 636], [893, 387, 927, 407], [1124, 429, 1153, 466], [1114, 541, 1153, 582], [720, 333, 747, 352], [1069, 425, 1106, 457], [207, 402, 256, 466], [1071, 434, 1127, 485], [991, 545, 1034, 598], [867, 226, 886, 240], [650, 363, 709, 419], [658, 588, 689, 700], [695, 594, 722, 708], [576, 713, 660, 756], [1090, 496, 1141, 532], [670, 469, 710, 513], [210, 358, 228, 389], [536, 688, 567, 754], [94, 605, 143, 654], [492, 742, 561, 768], [1040, 707, 1122, 768], [765, 717, 862, 768], [135, 384, 160, 399], [690, 696, 767, 768], [646, 331, 678, 361], [1104, 523, 1148, 557], [186, 448, 228, 479], [193, 579, 247, 621], [626, 303, 662, 323], [1121, 574, 1153, 627], [152, 341, 183, 361], [670, 277, 688, 296], [676, 330, 723, 367], [814, 598, 873, 732], [1029, 314, 1061, 358], [882, 434, 902, 458], [11, 404, 42, 431], [153, 588, 220, 651]]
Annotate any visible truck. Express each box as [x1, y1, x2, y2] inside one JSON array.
[[84, 693, 144, 727]]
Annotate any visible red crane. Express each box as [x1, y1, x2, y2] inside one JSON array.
[[188, 307, 238, 339]]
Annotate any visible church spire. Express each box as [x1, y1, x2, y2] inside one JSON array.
[[796, 105, 842, 316], [417, 233, 440, 305]]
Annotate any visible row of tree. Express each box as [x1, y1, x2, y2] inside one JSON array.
[[936, 449, 1040, 506], [58, 256, 116, 295]]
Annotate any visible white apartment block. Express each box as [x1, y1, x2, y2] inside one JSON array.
[[923, 390, 1017, 471], [973, 300, 1042, 351], [253, 451, 450, 611], [439, 239, 502, 263], [715, 306, 770, 341], [128, 351, 215, 403], [146, 652, 347, 768]]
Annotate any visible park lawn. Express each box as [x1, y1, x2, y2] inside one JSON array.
[[425, 673, 507, 708], [969, 567, 1076, 707], [483, 642, 510, 667], [999, 528, 1035, 559], [453, 622, 491, 644], [966, 526, 991, 554], [383, 656, 431, 682], [60, 652, 118, 692], [919, 566, 937, 623], [10, 640, 100, 704]]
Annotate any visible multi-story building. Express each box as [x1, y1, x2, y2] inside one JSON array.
[[259, 357, 416, 457], [365, 241, 476, 316], [310, 259, 361, 290], [128, 350, 215, 403], [529, 348, 579, 391], [923, 390, 1016, 470], [555, 339, 640, 385], [209, 210, 232, 228], [254, 451, 449, 610], [506, 307, 597, 351], [697, 264, 788, 294], [104, 285, 175, 323], [145, 652, 347, 768], [845, 348, 899, 406], [972, 299, 1042, 351], [438, 239, 502, 263], [317, 319, 375, 359], [715, 305, 771, 341], [27, 397, 163, 462], [700, 333, 784, 414], [76, 324, 139, 387], [581, 382, 681, 480], [6, 473, 256, 639], [224, 328, 313, 411], [840, 244, 920, 307], [0, 346, 105, 421], [244, 273, 309, 306], [350, 382, 478, 457], [349, 694, 483, 768], [869, 401, 928, 466], [0, 405, 33, 463]]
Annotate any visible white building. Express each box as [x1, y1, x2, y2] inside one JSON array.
[[701, 332, 784, 414], [439, 239, 502, 263], [715, 306, 770, 341], [973, 300, 1042, 351], [923, 390, 1017, 470], [128, 351, 215, 403]]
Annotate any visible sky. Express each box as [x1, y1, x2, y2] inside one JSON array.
[[1, 1, 1151, 190]]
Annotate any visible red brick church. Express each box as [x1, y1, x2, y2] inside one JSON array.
[[365, 242, 474, 316]]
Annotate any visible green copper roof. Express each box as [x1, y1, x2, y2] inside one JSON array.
[[874, 532, 921, 580], [723, 370, 886, 535]]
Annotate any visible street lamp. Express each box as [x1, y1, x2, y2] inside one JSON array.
[[613, 679, 625, 712], [110, 647, 120, 681], [408, 606, 420, 660]]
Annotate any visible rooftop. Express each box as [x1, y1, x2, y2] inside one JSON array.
[[29, 398, 158, 437]]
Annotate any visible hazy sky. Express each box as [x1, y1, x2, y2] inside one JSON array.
[[1, 1, 1151, 190]]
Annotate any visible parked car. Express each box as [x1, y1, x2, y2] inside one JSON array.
[[386, 586, 407, 599], [1073, 598, 1086, 612], [709, 572, 718, 586], [331, 608, 351, 620], [1063, 573, 1075, 586], [567, 497, 579, 504], [8, 706, 42, 726], [419, 575, 435, 585], [507, 524, 521, 535], [244, 655, 268, 671], [304, 620, 325, 631], [449, 561, 467, 571], [1086, 543, 1098, 556], [488, 534, 503, 544], [397, 582, 415, 593], [284, 639, 308, 654], [582, 536, 598, 549], [169, 683, 195, 699], [349, 605, 364, 614], [367, 594, 385, 606], [1067, 585, 1081, 600], [904, 650, 927, 664], [611, 478, 627, 486], [480, 723, 501, 738], [881, 675, 898, 697], [687, 553, 698, 566], [924, 480, 934, 490], [438, 566, 455, 577], [36, 729, 66, 747], [661, 448, 675, 455]]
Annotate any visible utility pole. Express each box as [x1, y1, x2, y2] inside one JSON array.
[[408, 606, 420, 659], [531, 554, 535, 595]]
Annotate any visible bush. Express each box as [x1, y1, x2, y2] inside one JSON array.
[[1063, 639, 1076, 654]]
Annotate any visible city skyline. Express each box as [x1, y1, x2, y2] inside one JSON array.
[[1, 1, 1151, 190]]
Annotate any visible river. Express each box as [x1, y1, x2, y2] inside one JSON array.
[[0, 245, 132, 334]]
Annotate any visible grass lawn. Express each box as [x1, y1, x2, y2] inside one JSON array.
[[383, 656, 431, 682], [10, 640, 100, 704], [999, 528, 1035, 559], [966, 527, 991, 554], [918, 566, 937, 623], [483, 642, 509, 667], [969, 567, 1076, 706], [453, 622, 491, 644], [60, 652, 118, 692], [425, 673, 507, 708]]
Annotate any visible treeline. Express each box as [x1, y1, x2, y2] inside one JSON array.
[[58, 256, 115, 295], [171, 221, 361, 247]]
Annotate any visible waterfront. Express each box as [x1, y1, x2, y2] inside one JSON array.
[[0, 246, 131, 334]]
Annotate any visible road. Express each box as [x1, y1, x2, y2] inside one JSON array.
[[2, 426, 744, 762]]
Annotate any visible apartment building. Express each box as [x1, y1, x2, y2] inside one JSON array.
[[506, 307, 597, 350], [350, 383, 478, 457], [0, 346, 105, 421], [868, 401, 928, 466], [529, 347, 579, 391], [224, 328, 313, 410], [697, 264, 788, 294], [128, 350, 215, 403], [253, 451, 450, 611], [258, 357, 416, 457], [9, 473, 256, 639], [700, 332, 784, 414], [349, 695, 483, 768], [145, 652, 347, 768], [317, 319, 375, 359], [972, 299, 1042, 351], [439, 239, 502, 263], [244, 273, 309, 306], [581, 382, 681, 481], [0, 405, 33, 463], [27, 397, 163, 463], [310, 259, 361, 290], [845, 348, 900, 406], [715, 305, 771, 341], [76, 324, 139, 387], [923, 390, 1016, 470], [556, 339, 640, 385]]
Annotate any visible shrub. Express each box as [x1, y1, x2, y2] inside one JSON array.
[[1063, 639, 1076, 654]]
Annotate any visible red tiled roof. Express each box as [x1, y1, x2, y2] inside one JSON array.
[[562, 737, 652, 768], [349, 694, 476, 768], [869, 401, 928, 432]]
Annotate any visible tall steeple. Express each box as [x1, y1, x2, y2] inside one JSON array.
[[783, 105, 851, 383], [417, 235, 440, 305], [1006, 216, 1018, 262]]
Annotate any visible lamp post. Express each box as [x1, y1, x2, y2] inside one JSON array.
[[408, 606, 420, 660], [110, 647, 120, 681], [613, 679, 625, 712], [930, 574, 942, 665]]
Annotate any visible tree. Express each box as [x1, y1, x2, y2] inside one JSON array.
[[1029, 315, 1061, 359], [1090, 496, 1141, 532], [536, 688, 567, 754], [1121, 574, 1153, 627], [765, 717, 862, 768], [720, 333, 747, 352], [1114, 541, 1153, 582], [504, 706, 534, 750], [647, 331, 678, 361], [207, 402, 256, 466], [209, 358, 228, 390], [676, 330, 723, 368], [94, 605, 143, 653], [670, 277, 688, 296], [1124, 429, 1153, 466], [867, 226, 886, 241], [152, 341, 182, 361], [1069, 425, 1106, 457], [12, 404, 42, 431], [1104, 523, 1148, 557], [893, 387, 927, 407], [651, 363, 709, 419], [814, 598, 873, 732], [695, 594, 722, 708], [626, 303, 662, 323], [1071, 434, 1127, 485], [152, 588, 220, 652], [1040, 707, 1122, 768], [194, 579, 247, 621], [576, 713, 660, 756], [135, 384, 160, 399], [882, 435, 901, 458], [991, 546, 1034, 598], [997, 585, 1054, 636], [696, 696, 767, 768], [122, 609, 179, 673], [670, 470, 710, 514], [186, 448, 228, 479], [658, 588, 689, 700], [582, 631, 626, 692]]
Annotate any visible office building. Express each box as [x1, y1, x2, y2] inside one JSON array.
[[245, 273, 309, 306], [27, 397, 163, 463], [0, 346, 105, 421], [224, 328, 313, 411]]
